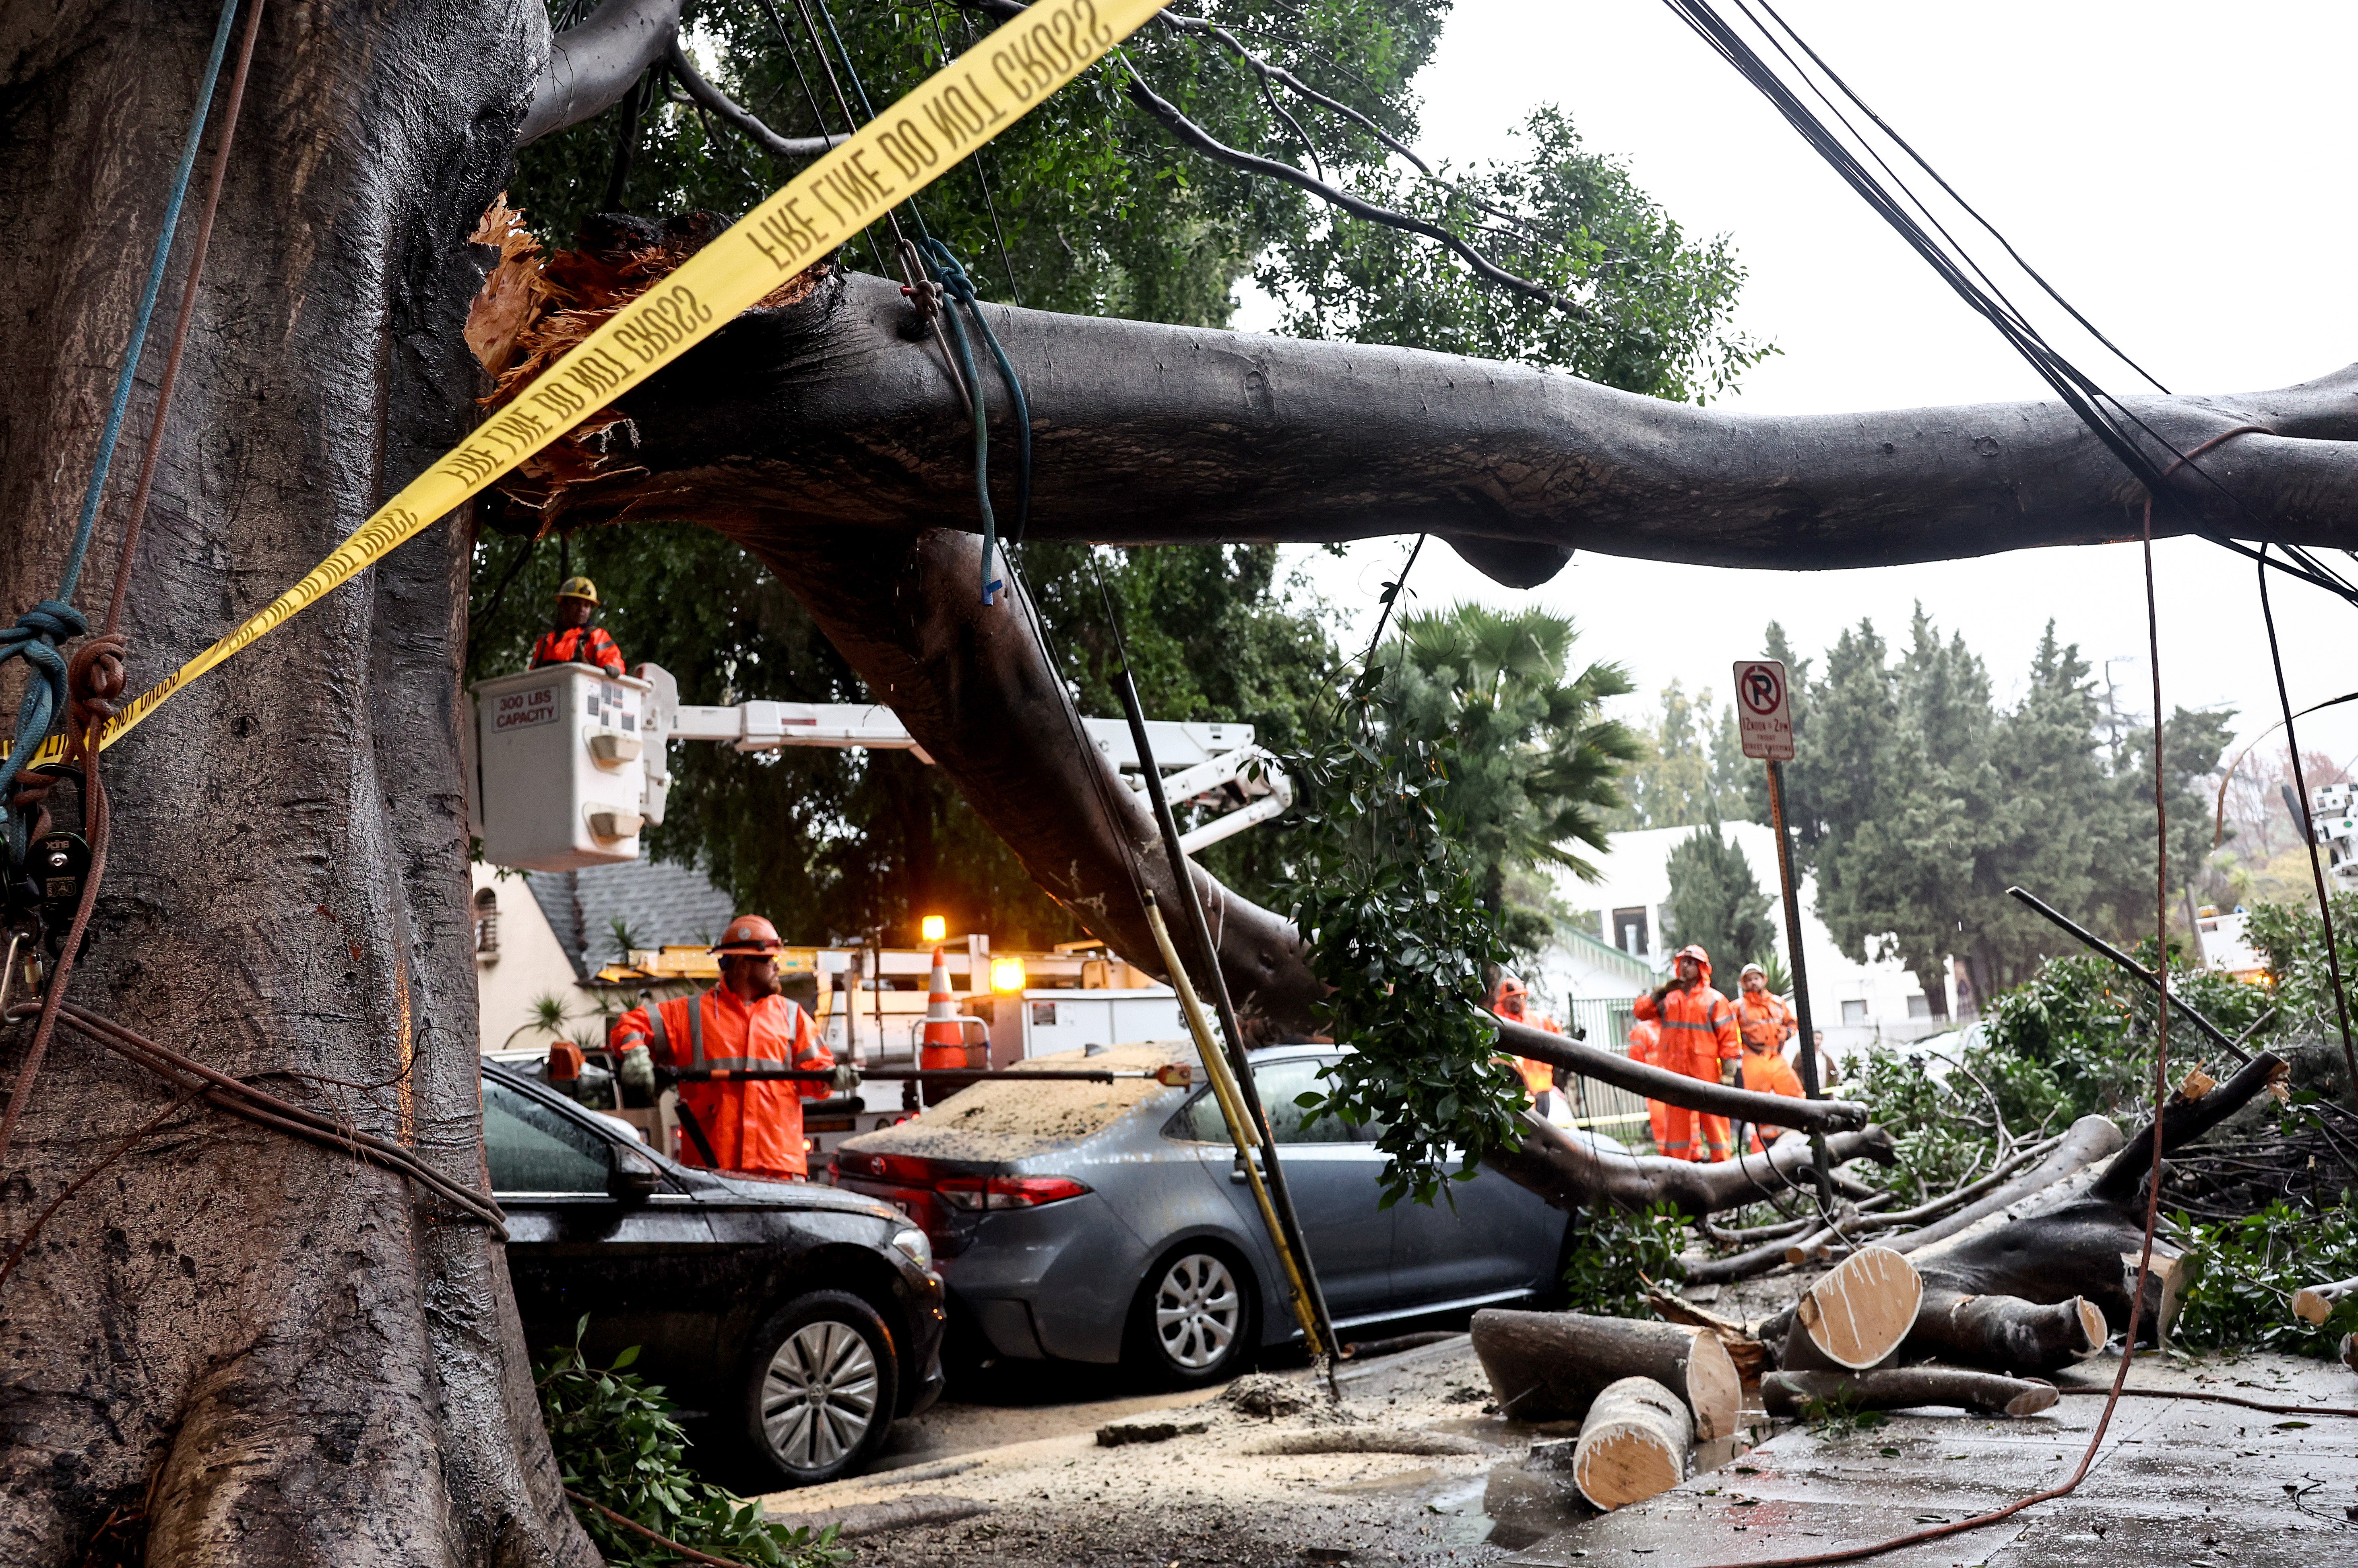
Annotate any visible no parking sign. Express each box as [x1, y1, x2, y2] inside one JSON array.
[[1734, 660, 1794, 761]]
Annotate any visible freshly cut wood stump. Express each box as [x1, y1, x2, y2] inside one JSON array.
[[2294, 1275, 2358, 1325], [1471, 1309, 1742, 1438], [1573, 1376, 1693, 1510], [1781, 1245, 1924, 1373], [1762, 1368, 2059, 1419]]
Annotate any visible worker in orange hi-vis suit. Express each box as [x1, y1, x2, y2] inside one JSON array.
[[610, 915, 852, 1179], [1627, 1017, 1672, 1154], [1491, 974, 1565, 1103], [529, 576, 626, 676], [1733, 962, 1805, 1151], [1631, 943, 1741, 1161]]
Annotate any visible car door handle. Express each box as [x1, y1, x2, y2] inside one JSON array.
[[1229, 1155, 1261, 1184]]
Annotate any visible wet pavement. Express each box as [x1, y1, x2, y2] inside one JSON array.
[[1503, 1355, 2358, 1567], [762, 1337, 2356, 1566]]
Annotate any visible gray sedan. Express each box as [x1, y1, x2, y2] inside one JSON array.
[[830, 1041, 1571, 1385]]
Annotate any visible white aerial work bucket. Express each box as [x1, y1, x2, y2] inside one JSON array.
[[472, 664, 651, 871]]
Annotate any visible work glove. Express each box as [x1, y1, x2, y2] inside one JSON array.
[[617, 1044, 656, 1100], [827, 1061, 863, 1097], [1720, 1059, 1743, 1089]]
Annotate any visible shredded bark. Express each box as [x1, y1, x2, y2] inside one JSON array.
[[463, 197, 830, 517]]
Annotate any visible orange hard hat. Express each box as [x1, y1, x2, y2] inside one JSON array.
[[1494, 974, 1529, 1003], [712, 914, 783, 955], [1673, 943, 1711, 966]]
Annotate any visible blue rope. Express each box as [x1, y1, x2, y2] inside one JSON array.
[[5, 0, 240, 859], [919, 238, 1032, 606]]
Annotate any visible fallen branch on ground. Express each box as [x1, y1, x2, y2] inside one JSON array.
[[1762, 1368, 2058, 1419], [1470, 1308, 1741, 1437]]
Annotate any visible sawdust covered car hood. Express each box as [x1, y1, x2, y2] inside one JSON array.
[[842, 1040, 1199, 1164]]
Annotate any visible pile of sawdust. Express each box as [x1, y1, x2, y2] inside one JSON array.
[[847, 1041, 1197, 1163], [1225, 1374, 1315, 1419]]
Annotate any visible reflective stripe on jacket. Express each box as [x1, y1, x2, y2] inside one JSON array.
[[1632, 982, 1740, 1063], [611, 987, 830, 1178], [530, 625, 625, 676], [1736, 991, 1796, 1053]]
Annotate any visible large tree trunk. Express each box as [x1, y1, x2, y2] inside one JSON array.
[[547, 269, 2358, 575], [0, 3, 591, 1564]]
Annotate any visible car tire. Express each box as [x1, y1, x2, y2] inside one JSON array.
[[735, 1290, 900, 1488], [1124, 1242, 1258, 1388]]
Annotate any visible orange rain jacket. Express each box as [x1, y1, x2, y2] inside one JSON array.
[[1634, 964, 1741, 1160], [1628, 1019, 1671, 1151], [1736, 989, 1796, 1055], [611, 987, 831, 1178], [530, 624, 626, 677], [1633, 972, 1741, 1071]]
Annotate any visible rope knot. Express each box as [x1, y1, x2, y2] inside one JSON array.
[[66, 634, 129, 755]]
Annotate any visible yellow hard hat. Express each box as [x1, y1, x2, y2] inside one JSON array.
[[555, 576, 600, 605]]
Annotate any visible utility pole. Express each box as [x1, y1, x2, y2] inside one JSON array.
[[1733, 659, 1832, 1203]]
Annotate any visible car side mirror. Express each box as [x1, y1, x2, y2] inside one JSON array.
[[608, 1142, 663, 1202]]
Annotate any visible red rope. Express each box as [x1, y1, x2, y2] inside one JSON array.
[[0, 0, 264, 1177]]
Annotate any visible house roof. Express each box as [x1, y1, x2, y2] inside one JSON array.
[[524, 858, 739, 981], [1560, 923, 1664, 988]]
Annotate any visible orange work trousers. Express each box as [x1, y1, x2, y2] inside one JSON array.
[[1657, 1053, 1732, 1162]]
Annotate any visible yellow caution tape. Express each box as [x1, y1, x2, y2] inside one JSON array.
[[20, 0, 1160, 769]]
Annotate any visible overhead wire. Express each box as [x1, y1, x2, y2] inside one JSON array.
[[1653, 4, 2270, 1563], [1655, 0, 2358, 609]]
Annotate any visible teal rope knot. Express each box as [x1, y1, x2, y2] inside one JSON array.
[[918, 238, 1032, 605], [3, 599, 90, 860]]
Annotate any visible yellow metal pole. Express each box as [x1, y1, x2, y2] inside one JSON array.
[[1143, 897, 1326, 1353]]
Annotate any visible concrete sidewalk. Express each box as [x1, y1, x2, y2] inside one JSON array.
[[1503, 1353, 2358, 1567]]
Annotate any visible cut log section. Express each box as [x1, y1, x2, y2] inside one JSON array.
[[1903, 1287, 2107, 1374], [2293, 1276, 2358, 1325], [1781, 1246, 1923, 1372], [1573, 1376, 1693, 1511], [1762, 1368, 2059, 1419], [1471, 1309, 1742, 1438]]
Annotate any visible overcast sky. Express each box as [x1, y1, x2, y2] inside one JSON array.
[[1256, 0, 2358, 775]]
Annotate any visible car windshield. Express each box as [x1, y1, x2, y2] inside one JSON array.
[[485, 1077, 612, 1194], [1177, 1056, 1357, 1144]]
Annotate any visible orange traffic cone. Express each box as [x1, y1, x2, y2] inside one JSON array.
[[919, 948, 968, 1070]]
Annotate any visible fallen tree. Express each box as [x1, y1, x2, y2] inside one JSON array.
[[1761, 1368, 2058, 1419], [1483, 1114, 1898, 1221]]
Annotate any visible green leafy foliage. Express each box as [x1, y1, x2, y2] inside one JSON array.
[[1559, 1201, 1689, 1318], [2171, 1197, 2358, 1357], [1851, 939, 2273, 1205], [1747, 610, 2232, 1007], [1661, 820, 1777, 976], [1363, 603, 1639, 963], [1280, 662, 1524, 1208], [1605, 679, 1747, 832], [537, 1320, 848, 1567], [1264, 105, 1771, 398], [1797, 1390, 1889, 1437]]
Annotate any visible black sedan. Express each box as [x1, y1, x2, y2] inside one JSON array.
[[482, 1059, 946, 1487]]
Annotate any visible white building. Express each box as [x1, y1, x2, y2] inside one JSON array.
[[1534, 821, 1945, 1063]]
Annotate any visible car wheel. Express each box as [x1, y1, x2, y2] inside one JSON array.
[[737, 1290, 900, 1488], [1126, 1244, 1256, 1387]]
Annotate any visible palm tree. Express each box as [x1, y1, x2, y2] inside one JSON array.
[[1373, 603, 1641, 958]]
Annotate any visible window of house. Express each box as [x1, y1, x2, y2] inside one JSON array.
[[473, 887, 500, 958], [1840, 1000, 1868, 1025], [1612, 907, 1650, 957], [1907, 994, 1934, 1020]]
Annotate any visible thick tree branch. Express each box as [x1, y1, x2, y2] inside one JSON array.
[[520, 0, 684, 145], [748, 524, 1326, 1033], [550, 272, 2358, 582], [665, 37, 842, 160], [1496, 1015, 1869, 1133], [1483, 1114, 1896, 1221]]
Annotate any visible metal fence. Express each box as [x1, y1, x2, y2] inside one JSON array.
[[1553, 997, 1651, 1142]]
